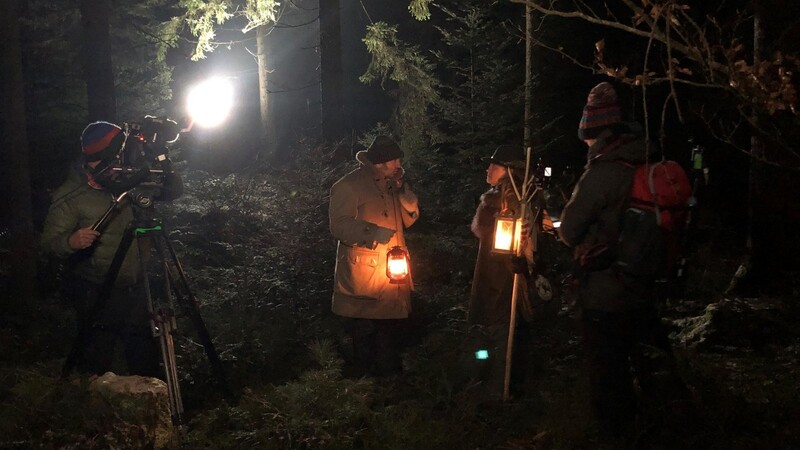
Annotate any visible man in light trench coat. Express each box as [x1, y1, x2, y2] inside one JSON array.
[[329, 135, 420, 377]]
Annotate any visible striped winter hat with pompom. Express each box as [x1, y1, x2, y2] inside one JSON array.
[[80, 121, 125, 162], [578, 82, 622, 140]]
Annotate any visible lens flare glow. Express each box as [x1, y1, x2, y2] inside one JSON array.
[[187, 78, 233, 128]]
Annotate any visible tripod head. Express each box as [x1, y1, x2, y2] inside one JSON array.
[[90, 183, 167, 234]]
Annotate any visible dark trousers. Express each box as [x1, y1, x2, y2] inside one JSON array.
[[581, 306, 675, 437], [347, 318, 403, 377], [68, 277, 161, 378]]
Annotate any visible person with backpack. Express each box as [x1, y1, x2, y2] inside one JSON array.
[[558, 82, 686, 439]]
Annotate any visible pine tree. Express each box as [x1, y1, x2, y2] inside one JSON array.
[[360, 21, 442, 159], [433, 1, 524, 164], [22, 0, 175, 173]]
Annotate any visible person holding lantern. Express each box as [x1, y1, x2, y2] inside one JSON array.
[[329, 135, 419, 377], [467, 144, 541, 400]]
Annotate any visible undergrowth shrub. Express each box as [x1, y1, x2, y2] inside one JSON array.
[[185, 340, 374, 449], [0, 368, 161, 449]]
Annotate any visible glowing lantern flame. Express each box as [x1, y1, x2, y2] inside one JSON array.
[[386, 246, 410, 284], [492, 215, 522, 254]]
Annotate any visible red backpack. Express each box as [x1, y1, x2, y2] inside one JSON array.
[[616, 160, 692, 277]]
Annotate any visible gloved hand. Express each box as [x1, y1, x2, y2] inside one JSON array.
[[511, 255, 529, 275], [374, 226, 396, 245], [520, 219, 531, 246]]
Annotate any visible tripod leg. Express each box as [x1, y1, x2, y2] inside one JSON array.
[[156, 232, 234, 402], [138, 234, 185, 423], [62, 223, 135, 378], [160, 261, 185, 422], [158, 310, 184, 424]]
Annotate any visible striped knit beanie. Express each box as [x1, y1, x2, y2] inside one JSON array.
[[81, 121, 125, 162], [578, 82, 622, 141]]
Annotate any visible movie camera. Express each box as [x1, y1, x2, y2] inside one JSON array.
[[92, 116, 190, 206]]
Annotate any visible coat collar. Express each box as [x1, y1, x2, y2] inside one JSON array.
[[587, 122, 650, 166]]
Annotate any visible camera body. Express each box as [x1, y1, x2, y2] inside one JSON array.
[[121, 116, 181, 167], [92, 116, 182, 204]]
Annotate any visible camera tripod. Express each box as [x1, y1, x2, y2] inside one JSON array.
[[61, 191, 233, 423]]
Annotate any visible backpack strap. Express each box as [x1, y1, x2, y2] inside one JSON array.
[[649, 163, 662, 227]]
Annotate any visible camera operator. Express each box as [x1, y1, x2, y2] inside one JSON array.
[[41, 121, 182, 378]]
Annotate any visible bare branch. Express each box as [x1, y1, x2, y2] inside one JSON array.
[[665, 6, 684, 125], [516, 0, 708, 68]]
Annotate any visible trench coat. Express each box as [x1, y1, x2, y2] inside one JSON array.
[[467, 176, 536, 329], [329, 153, 420, 319]]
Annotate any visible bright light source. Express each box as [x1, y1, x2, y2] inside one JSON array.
[[187, 77, 234, 128], [475, 350, 489, 360], [492, 215, 522, 254], [544, 167, 552, 177], [552, 221, 561, 229], [386, 246, 410, 284]]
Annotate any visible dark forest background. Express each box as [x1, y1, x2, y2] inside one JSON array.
[[2, 0, 800, 448]]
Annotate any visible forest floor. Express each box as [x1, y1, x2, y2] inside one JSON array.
[[2, 163, 799, 449]]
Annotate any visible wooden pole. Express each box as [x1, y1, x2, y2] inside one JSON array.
[[503, 0, 536, 403], [503, 144, 534, 402]]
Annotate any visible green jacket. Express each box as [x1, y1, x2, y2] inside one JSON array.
[[559, 124, 652, 311], [329, 152, 420, 319], [41, 167, 140, 285]]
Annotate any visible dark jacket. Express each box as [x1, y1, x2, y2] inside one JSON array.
[[41, 162, 182, 286], [329, 152, 420, 319], [559, 124, 652, 311], [41, 167, 140, 285], [468, 175, 536, 328]]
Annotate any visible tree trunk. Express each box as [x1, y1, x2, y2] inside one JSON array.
[[257, 24, 277, 161], [727, 1, 765, 295], [523, 3, 533, 149], [319, 0, 346, 155], [0, 0, 37, 312], [80, 0, 117, 122]]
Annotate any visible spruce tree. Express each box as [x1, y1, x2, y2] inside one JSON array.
[[433, 1, 524, 164]]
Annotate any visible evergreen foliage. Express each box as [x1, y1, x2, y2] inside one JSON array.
[[361, 22, 443, 159], [168, 0, 279, 60], [112, 0, 175, 120], [22, 0, 173, 123], [433, 1, 524, 162], [185, 340, 375, 449], [21, 0, 175, 185], [360, 1, 529, 226], [20, 1, 85, 137], [408, 0, 433, 21]]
